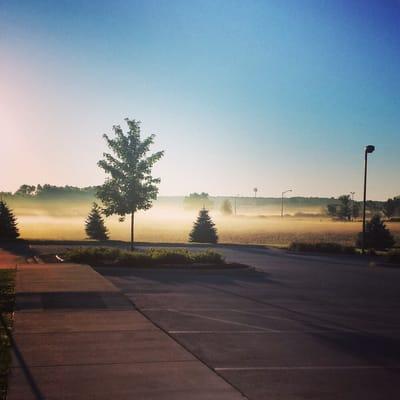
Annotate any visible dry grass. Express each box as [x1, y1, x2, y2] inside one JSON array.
[[16, 209, 400, 247]]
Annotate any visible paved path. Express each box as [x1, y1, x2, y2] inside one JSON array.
[[7, 262, 245, 399], [0, 249, 18, 270]]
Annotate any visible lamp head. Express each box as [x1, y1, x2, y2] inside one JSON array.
[[365, 145, 375, 154]]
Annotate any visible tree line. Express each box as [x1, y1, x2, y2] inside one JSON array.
[[1, 117, 398, 250], [326, 195, 400, 221]]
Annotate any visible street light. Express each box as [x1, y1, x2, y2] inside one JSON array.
[[362, 145, 375, 254], [281, 189, 292, 218]]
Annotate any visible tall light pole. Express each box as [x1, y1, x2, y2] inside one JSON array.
[[281, 189, 292, 218], [362, 145, 375, 254]]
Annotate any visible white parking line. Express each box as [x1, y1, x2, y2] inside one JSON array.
[[215, 365, 400, 371], [169, 330, 264, 334], [229, 309, 299, 322], [168, 329, 357, 334], [167, 309, 279, 332]]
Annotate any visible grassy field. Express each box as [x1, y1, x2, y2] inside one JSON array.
[[13, 203, 400, 247]]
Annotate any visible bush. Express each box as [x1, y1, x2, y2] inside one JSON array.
[[220, 199, 233, 216], [64, 247, 225, 267], [288, 242, 356, 254], [356, 215, 395, 250]]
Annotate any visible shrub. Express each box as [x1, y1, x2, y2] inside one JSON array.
[[65, 247, 121, 264], [189, 209, 218, 244], [220, 199, 233, 216], [356, 215, 395, 250], [288, 241, 356, 254], [63, 247, 225, 266]]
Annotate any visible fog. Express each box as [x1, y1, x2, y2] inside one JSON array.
[[8, 198, 400, 246]]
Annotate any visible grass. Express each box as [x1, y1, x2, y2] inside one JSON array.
[[288, 241, 356, 254], [16, 213, 400, 247], [0, 270, 15, 400], [64, 247, 225, 267]]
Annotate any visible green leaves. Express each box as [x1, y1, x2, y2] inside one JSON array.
[[97, 118, 164, 217]]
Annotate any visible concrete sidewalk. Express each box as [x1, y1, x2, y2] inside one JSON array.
[[0, 250, 18, 270], [7, 263, 245, 399]]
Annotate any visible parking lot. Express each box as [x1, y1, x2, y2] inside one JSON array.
[[98, 250, 400, 400]]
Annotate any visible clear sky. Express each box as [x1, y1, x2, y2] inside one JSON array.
[[1, 0, 399, 200]]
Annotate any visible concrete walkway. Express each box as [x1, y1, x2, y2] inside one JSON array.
[[7, 262, 245, 399], [0, 249, 18, 270]]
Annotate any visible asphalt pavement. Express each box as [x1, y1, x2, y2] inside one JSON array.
[[94, 244, 400, 400]]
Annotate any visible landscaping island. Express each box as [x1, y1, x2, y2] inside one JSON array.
[[62, 247, 249, 269]]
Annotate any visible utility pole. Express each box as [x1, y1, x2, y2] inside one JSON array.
[[350, 191, 355, 221], [281, 189, 292, 218], [362, 145, 375, 254], [234, 195, 238, 216]]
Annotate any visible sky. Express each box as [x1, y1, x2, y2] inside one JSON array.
[[1, 0, 399, 200]]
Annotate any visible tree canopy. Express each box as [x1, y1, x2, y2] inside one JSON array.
[[97, 118, 164, 249]]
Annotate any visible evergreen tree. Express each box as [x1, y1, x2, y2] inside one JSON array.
[[85, 203, 109, 241], [0, 201, 20, 240], [356, 214, 395, 250], [97, 118, 164, 250], [189, 209, 218, 244], [220, 199, 233, 215]]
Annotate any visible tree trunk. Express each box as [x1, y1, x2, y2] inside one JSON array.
[[130, 211, 135, 251]]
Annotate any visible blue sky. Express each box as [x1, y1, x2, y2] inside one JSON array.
[[1, 0, 399, 199]]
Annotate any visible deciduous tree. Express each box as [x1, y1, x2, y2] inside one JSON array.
[[97, 118, 164, 250]]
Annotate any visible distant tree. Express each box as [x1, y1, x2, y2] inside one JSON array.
[[352, 202, 361, 220], [85, 203, 109, 241], [365, 200, 383, 216], [383, 198, 400, 219], [326, 203, 337, 218], [97, 118, 164, 250], [15, 184, 36, 196], [220, 199, 233, 216], [337, 195, 352, 221], [183, 192, 213, 210], [189, 209, 218, 244], [0, 201, 19, 240], [356, 215, 395, 250]]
